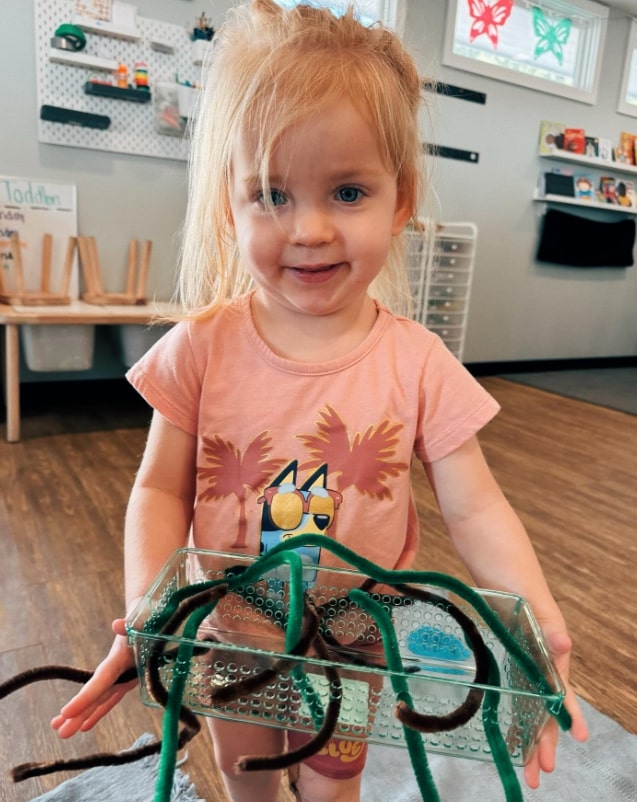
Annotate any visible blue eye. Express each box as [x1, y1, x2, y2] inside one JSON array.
[[337, 186, 362, 203], [257, 189, 287, 207]]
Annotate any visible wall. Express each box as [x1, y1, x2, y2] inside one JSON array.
[[1, 0, 635, 368], [406, 1, 637, 363]]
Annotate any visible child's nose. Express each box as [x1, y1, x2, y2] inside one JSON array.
[[290, 205, 334, 246]]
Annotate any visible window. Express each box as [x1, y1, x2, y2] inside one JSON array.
[[618, 19, 637, 118], [276, 0, 405, 33], [442, 0, 608, 104]]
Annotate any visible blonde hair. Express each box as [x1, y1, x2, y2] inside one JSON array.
[[177, 0, 425, 318]]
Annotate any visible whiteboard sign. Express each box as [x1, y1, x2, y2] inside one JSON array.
[[0, 175, 79, 297]]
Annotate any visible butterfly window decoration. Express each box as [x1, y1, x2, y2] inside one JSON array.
[[446, 0, 607, 104], [532, 6, 573, 65], [467, 0, 514, 49]]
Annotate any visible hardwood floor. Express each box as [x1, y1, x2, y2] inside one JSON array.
[[0, 377, 634, 801]]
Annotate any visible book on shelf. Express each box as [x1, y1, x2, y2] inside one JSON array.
[[616, 179, 634, 207], [538, 120, 565, 154], [574, 175, 595, 201], [584, 136, 599, 158], [598, 137, 613, 162], [563, 128, 586, 154], [616, 132, 635, 164], [543, 170, 575, 197], [598, 176, 617, 204]]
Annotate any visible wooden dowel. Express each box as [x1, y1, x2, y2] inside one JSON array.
[[10, 233, 25, 296], [125, 239, 137, 298], [77, 237, 97, 296], [60, 236, 76, 297], [41, 233, 52, 293], [135, 239, 152, 300], [88, 237, 105, 295]]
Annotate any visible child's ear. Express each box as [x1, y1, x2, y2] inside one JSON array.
[[391, 187, 414, 236]]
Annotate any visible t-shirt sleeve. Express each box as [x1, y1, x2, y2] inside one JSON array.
[[415, 336, 500, 464], [126, 321, 201, 436]]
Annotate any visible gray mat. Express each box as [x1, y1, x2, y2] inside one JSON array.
[[30, 699, 636, 801], [361, 698, 636, 801], [501, 367, 637, 415], [31, 734, 204, 802]]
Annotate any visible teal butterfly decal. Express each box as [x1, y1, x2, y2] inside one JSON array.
[[532, 6, 572, 65]]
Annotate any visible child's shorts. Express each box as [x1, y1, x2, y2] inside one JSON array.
[[287, 731, 368, 779], [285, 631, 384, 779]]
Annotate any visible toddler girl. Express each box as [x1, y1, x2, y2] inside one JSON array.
[[53, 2, 588, 800]]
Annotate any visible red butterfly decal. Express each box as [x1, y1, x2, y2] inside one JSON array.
[[467, 0, 513, 48]]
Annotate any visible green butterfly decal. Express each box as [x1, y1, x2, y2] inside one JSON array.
[[532, 6, 572, 65]]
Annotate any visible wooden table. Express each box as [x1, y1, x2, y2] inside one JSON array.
[[0, 300, 177, 442]]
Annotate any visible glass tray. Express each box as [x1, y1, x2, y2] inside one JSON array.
[[126, 548, 565, 766]]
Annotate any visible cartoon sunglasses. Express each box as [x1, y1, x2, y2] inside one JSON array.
[[258, 484, 343, 531]]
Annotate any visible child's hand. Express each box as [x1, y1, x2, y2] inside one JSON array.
[[523, 628, 589, 788], [50, 618, 137, 738]]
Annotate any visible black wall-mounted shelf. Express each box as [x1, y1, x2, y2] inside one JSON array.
[[40, 104, 111, 129], [84, 82, 152, 103]]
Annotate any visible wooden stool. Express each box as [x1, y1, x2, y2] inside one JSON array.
[[78, 236, 152, 306], [0, 233, 75, 305]]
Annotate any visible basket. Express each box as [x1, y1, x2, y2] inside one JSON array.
[[21, 324, 95, 371], [126, 548, 564, 767]]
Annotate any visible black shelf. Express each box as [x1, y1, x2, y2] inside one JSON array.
[[40, 104, 111, 130], [84, 82, 152, 103]]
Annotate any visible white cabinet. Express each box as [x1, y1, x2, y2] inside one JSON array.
[[405, 222, 477, 362]]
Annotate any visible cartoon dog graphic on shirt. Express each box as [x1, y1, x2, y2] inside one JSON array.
[[258, 461, 342, 585]]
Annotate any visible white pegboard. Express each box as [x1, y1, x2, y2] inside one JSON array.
[[35, 0, 203, 161]]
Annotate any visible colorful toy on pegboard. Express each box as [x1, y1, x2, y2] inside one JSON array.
[[115, 62, 129, 89], [134, 61, 150, 91]]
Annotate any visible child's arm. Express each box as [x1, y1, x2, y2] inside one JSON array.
[[423, 435, 589, 788], [52, 411, 197, 738]]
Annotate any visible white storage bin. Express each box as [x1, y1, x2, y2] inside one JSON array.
[[21, 325, 95, 372], [118, 324, 170, 368]]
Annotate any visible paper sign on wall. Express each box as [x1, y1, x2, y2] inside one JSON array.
[[0, 176, 79, 297]]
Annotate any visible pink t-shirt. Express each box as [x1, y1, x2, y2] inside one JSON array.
[[127, 292, 499, 572]]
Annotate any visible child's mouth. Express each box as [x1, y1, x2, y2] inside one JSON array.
[[291, 264, 341, 281]]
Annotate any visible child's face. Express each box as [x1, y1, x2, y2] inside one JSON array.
[[229, 99, 410, 323]]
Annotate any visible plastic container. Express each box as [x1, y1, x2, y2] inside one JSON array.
[[117, 323, 170, 368], [21, 324, 95, 371], [126, 549, 564, 766]]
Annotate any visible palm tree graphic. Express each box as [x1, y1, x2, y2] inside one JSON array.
[[298, 404, 408, 500], [197, 431, 285, 548]]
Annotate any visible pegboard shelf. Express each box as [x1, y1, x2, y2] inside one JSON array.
[[49, 47, 117, 72], [36, 0, 197, 161], [40, 104, 111, 130], [73, 15, 141, 41], [84, 82, 152, 103]]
